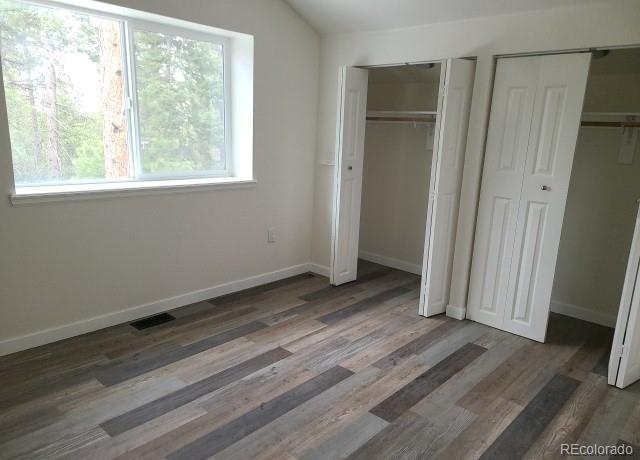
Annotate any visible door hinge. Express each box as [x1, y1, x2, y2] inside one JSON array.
[[615, 345, 625, 359]]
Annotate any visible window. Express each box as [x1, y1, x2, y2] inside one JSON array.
[[131, 28, 227, 178], [0, 0, 239, 194]]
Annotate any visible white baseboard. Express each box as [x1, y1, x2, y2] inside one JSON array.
[[308, 263, 330, 278], [446, 304, 466, 320], [550, 300, 617, 328], [359, 251, 422, 275], [0, 263, 318, 357]]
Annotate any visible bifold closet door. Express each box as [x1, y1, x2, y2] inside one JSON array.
[[609, 201, 640, 389], [420, 58, 476, 316], [468, 53, 590, 342], [330, 66, 368, 285]]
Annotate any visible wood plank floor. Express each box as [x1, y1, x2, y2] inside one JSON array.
[[1, 260, 639, 459]]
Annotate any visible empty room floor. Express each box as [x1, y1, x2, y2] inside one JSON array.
[[1, 261, 639, 459]]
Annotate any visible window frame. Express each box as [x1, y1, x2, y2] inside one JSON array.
[[4, 0, 235, 190]]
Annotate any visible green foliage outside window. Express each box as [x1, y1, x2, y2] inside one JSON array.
[[0, 0, 226, 186]]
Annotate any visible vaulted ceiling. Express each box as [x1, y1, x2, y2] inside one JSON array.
[[286, 0, 608, 34]]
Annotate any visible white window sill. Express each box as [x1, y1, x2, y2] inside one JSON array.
[[10, 177, 257, 206]]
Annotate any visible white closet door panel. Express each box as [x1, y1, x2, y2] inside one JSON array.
[[619, 288, 640, 388], [610, 202, 640, 388], [330, 67, 368, 285], [426, 191, 457, 310], [420, 58, 475, 316], [503, 53, 590, 341], [467, 57, 539, 327]]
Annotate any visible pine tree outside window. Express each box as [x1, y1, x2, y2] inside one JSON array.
[[0, 0, 243, 198]]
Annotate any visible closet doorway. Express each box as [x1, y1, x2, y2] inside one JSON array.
[[359, 64, 440, 280], [468, 48, 640, 389], [330, 59, 475, 318]]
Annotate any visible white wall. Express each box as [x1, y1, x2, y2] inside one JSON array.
[[0, 0, 319, 354], [367, 82, 439, 111], [359, 124, 433, 271], [310, 0, 640, 315], [366, 65, 441, 112]]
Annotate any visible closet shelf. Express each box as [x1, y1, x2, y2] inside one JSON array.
[[366, 110, 437, 124]]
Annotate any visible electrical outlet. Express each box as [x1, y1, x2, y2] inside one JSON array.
[[267, 228, 276, 243]]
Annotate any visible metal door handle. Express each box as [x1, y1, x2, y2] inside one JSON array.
[[541, 185, 551, 191]]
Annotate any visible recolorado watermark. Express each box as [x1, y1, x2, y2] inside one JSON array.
[[560, 443, 633, 456]]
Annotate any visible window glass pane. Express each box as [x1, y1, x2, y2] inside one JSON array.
[[0, 0, 129, 185], [132, 29, 225, 176]]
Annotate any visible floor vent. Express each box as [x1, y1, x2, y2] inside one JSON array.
[[130, 313, 176, 330]]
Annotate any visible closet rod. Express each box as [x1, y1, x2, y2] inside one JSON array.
[[580, 121, 640, 128], [366, 116, 436, 123]]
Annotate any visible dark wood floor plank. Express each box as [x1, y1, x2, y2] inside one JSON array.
[[100, 306, 261, 364], [95, 320, 268, 386], [260, 285, 361, 326], [207, 273, 316, 307], [370, 342, 486, 422], [100, 347, 292, 436], [372, 317, 461, 369], [457, 340, 540, 414], [0, 406, 63, 445], [347, 411, 423, 460], [299, 412, 387, 460], [166, 366, 354, 460], [123, 364, 319, 459], [296, 269, 392, 305], [218, 365, 384, 459], [578, 380, 639, 449], [63, 404, 208, 460], [249, 272, 316, 293], [0, 375, 186, 459], [279, 293, 408, 354], [298, 283, 363, 302], [439, 396, 523, 459], [0, 378, 103, 441], [317, 286, 410, 325], [408, 326, 519, 417], [593, 344, 612, 377], [479, 373, 580, 459], [619, 393, 640, 447], [134, 305, 258, 339], [340, 312, 442, 372], [0, 360, 106, 412], [558, 324, 613, 382], [284, 315, 417, 376], [18, 426, 108, 460], [0, 324, 132, 374], [523, 372, 609, 459], [347, 402, 474, 460]]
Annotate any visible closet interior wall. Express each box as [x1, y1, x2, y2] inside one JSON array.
[[552, 48, 640, 326], [358, 65, 441, 273]]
